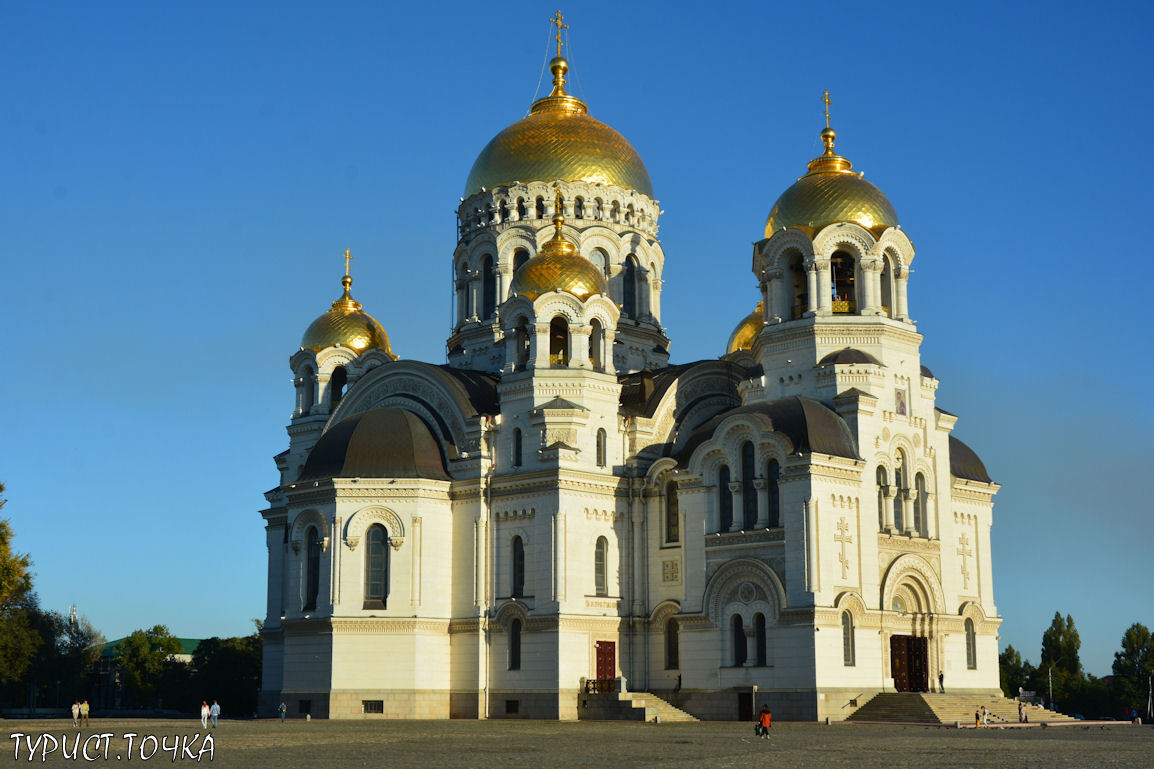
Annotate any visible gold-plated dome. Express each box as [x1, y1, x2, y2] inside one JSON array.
[[726, 301, 764, 354], [508, 198, 608, 302], [764, 114, 898, 239], [301, 259, 396, 357], [463, 56, 653, 199]]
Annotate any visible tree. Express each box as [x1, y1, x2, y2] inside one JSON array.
[[1038, 612, 1083, 705], [192, 632, 262, 716], [999, 644, 1035, 698], [0, 485, 41, 687], [1112, 623, 1154, 713], [116, 625, 182, 707]]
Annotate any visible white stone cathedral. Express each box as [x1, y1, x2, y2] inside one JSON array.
[[259, 48, 1002, 721]]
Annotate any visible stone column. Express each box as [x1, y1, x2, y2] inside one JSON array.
[[754, 478, 769, 528], [531, 323, 549, 369], [862, 260, 882, 315], [572, 326, 591, 369], [805, 262, 819, 315], [901, 489, 915, 534], [882, 486, 896, 532], [743, 626, 757, 667], [602, 329, 617, 375], [815, 259, 832, 314], [728, 481, 743, 532], [896, 270, 911, 320], [503, 329, 518, 373], [923, 492, 935, 539]]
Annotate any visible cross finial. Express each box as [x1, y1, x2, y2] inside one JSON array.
[[343, 248, 353, 277], [823, 90, 833, 129], [550, 10, 568, 58]]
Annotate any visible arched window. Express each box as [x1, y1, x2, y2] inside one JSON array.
[[596, 428, 607, 468], [914, 473, 928, 537], [664, 480, 679, 543], [590, 249, 608, 276], [498, 200, 508, 223], [590, 319, 604, 371], [610, 201, 620, 222], [549, 316, 569, 366], [574, 196, 584, 218], [741, 442, 756, 530], [665, 618, 679, 670], [831, 251, 857, 313], [594, 536, 608, 597], [364, 524, 389, 608], [625, 203, 634, 224], [515, 318, 530, 370], [481, 255, 496, 319], [718, 466, 733, 532], [516, 198, 527, 220], [513, 248, 530, 275], [509, 618, 522, 670], [535, 197, 545, 219], [299, 367, 315, 415], [330, 366, 348, 407], [880, 253, 895, 317], [304, 526, 321, 611], [754, 613, 767, 666], [894, 450, 907, 532], [513, 428, 523, 468], [876, 466, 888, 530], [732, 615, 746, 666], [511, 536, 525, 598], [842, 611, 856, 666], [965, 618, 977, 669], [766, 459, 781, 528], [622, 256, 639, 318]]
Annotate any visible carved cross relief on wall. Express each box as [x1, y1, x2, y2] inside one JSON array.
[[835, 517, 853, 580], [957, 533, 973, 590]]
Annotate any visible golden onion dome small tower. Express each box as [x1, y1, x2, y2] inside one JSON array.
[[463, 47, 652, 198], [301, 250, 397, 358], [509, 193, 608, 301], [765, 92, 898, 239], [726, 301, 764, 354]]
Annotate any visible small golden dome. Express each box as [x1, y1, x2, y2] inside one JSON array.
[[509, 202, 608, 302], [464, 56, 653, 199], [765, 123, 898, 239], [726, 301, 764, 354], [301, 272, 397, 358]]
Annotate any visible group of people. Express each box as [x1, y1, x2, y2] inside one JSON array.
[[199, 700, 221, 728], [69, 700, 90, 727]]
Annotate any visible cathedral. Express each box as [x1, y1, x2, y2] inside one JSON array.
[[258, 29, 1002, 721]]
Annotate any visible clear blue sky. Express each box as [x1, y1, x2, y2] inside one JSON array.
[[1, 0, 1150, 677]]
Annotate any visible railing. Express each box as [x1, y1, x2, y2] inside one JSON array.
[[832, 299, 857, 314], [583, 679, 616, 694]]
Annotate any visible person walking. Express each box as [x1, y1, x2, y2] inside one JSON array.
[[981, 705, 989, 726], [278, 701, 287, 724], [80, 700, 90, 727], [1018, 701, 1025, 723], [209, 700, 221, 728], [974, 708, 981, 728], [755, 705, 773, 738], [200, 701, 209, 729], [938, 670, 945, 693], [71, 701, 80, 727]]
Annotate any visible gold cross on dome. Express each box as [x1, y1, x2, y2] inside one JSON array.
[[823, 90, 833, 129], [551, 10, 568, 57], [343, 248, 353, 276]]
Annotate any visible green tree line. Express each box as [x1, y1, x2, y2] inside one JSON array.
[[1000, 611, 1154, 720]]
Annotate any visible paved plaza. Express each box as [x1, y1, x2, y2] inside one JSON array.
[[4, 718, 1150, 768]]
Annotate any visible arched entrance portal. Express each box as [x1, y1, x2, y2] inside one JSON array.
[[882, 561, 943, 693]]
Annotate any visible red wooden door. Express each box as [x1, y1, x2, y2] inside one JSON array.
[[595, 641, 615, 690], [891, 635, 910, 692]]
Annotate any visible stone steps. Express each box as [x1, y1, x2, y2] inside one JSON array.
[[846, 693, 1077, 725], [578, 691, 698, 722], [618, 692, 698, 722]]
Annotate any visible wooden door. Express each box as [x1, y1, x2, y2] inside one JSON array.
[[737, 692, 753, 722], [891, 635, 910, 692], [909, 636, 929, 692], [595, 641, 615, 691]]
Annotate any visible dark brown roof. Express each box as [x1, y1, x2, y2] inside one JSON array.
[[920, 364, 935, 379], [619, 360, 748, 418], [675, 397, 859, 462], [818, 347, 882, 366], [300, 408, 450, 481], [949, 435, 992, 483]]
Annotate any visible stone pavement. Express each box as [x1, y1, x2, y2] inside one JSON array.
[[4, 718, 1150, 768]]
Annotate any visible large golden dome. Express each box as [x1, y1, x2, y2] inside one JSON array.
[[765, 126, 898, 239], [464, 57, 653, 199], [301, 271, 396, 357], [726, 301, 763, 354], [509, 203, 608, 302]]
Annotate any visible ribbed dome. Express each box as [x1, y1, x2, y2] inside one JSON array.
[[464, 57, 653, 199], [301, 273, 396, 358], [726, 302, 763, 354], [765, 127, 898, 239], [300, 408, 449, 481], [509, 200, 608, 302]]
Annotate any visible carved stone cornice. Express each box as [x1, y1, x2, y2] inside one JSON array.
[[705, 529, 784, 548]]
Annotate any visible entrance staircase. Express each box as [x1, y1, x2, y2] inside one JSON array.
[[578, 691, 698, 722], [846, 693, 1077, 725]]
